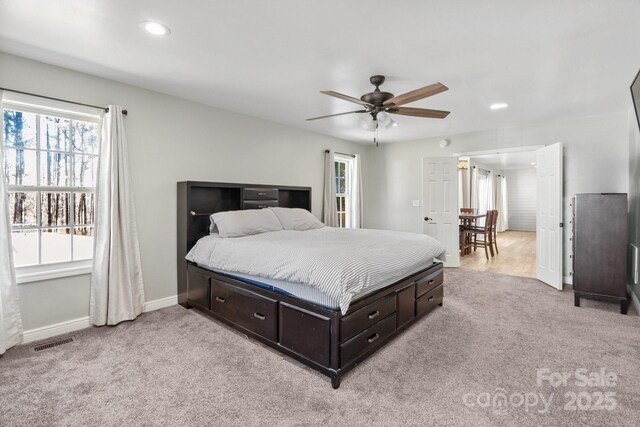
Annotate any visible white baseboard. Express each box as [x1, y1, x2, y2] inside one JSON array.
[[563, 275, 573, 286], [23, 295, 178, 344], [628, 285, 640, 315], [143, 295, 178, 313], [23, 316, 91, 344]]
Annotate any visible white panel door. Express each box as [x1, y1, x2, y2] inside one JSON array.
[[536, 143, 563, 289], [422, 157, 459, 267]]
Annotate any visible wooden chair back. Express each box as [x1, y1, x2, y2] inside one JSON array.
[[460, 208, 474, 214]]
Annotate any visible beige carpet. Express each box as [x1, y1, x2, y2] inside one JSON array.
[[1, 268, 639, 426]]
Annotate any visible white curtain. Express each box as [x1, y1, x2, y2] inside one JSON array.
[[485, 171, 495, 211], [495, 175, 509, 232], [90, 105, 145, 326], [469, 166, 479, 211], [349, 154, 363, 228], [323, 150, 338, 227], [0, 91, 23, 354]]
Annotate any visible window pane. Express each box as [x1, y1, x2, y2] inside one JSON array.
[[40, 151, 70, 186], [3, 110, 37, 148], [8, 192, 37, 227], [41, 192, 70, 226], [41, 228, 71, 264], [73, 226, 94, 260], [339, 162, 346, 179], [72, 121, 99, 154], [73, 154, 97, 187], [40, 115, 70, 151], [11, 229, 39, 267], [74, 192, 95, 225], [3, 148, 37, 186]]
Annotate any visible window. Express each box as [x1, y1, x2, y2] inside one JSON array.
[[2, 104, 99, 270], [335, 155, 354, 228]]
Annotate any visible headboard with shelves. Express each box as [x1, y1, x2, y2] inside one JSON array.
[[176, 181, 312, 305]]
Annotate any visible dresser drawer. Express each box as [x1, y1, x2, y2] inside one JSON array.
[[416, 284, 443, 317], [242, 200, 278, 210], [415, 268, 444, 298], [340, 313, 397, 367], [243, 188, 279, 200], [341, 294, 396, 342], [210, 279, 278, 341]]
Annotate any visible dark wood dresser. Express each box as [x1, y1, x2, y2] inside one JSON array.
[[572, 193, 628, 314]]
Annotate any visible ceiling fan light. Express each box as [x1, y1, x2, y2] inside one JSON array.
[[359, 116, 374, 131]]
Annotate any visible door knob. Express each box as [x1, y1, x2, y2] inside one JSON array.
[[424, 217, 433, 221]]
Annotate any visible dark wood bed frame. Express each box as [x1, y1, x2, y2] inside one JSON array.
[[177, 181, 444, 388]]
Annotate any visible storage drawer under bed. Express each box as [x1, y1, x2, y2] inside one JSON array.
[[415, 268, 444, 298], [340, 294, 396, 342], [416, 284, 443, 317], [210, 279, 278, 341], [340, 313, 397, 367]]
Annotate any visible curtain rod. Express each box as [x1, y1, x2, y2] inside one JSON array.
[[0, 87, 128, 116], [325, 149, 355, 158]]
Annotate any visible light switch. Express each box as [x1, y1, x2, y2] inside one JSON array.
[[412, 200, 420, 207]]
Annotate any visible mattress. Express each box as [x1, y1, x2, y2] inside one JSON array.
[[186, 227, 446, 314]]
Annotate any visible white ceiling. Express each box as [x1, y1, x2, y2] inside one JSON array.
[[1, 0, 639, 144]]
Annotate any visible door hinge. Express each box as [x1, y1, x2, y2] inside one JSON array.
[[559, 222, 563, 228]]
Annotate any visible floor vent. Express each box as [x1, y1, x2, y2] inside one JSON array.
[[32, 337, 75, 353]]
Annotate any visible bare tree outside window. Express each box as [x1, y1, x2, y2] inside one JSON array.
[[3, 107, 99, 267]]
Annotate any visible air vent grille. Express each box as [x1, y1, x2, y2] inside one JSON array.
[[32, 337, 74, 352]]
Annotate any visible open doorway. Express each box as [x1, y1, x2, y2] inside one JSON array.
[[457, 148, 539, 278]]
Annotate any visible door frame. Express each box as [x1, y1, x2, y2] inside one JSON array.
[[453, 144, 565, 288]]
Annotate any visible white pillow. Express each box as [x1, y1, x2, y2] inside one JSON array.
[[211, 209, 283, 238], [269, 207, 325, 231]]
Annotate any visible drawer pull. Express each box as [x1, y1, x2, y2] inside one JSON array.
[[428, 296, 435, 302], [215, 296, 226, 303], [368, 310, 380, 320], [428, 279, 435, 285], [367, 333, 380, 343], [253, 313, 266, 321], [258, 205, 267, 209], [257, 192, 267, 196]]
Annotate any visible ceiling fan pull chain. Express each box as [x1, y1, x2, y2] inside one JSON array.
[[374, 120, 379, 146]]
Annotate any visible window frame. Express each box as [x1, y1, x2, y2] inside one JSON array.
[[2, 99, 101, 283], [334, 154, 355, 228]]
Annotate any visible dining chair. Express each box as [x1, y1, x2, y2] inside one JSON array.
[[489, 210, 499, 255], [464, 210, 495, 260]]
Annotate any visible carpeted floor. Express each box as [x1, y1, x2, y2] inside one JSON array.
[[1, 268, 639, 426]]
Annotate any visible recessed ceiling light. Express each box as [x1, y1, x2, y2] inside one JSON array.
[[531, 162, 537, 165], [490, 102, 508, 110], [141, 21, 171, 36]]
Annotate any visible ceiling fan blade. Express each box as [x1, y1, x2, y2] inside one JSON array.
[[388, 107, 450, 119], [306, 110, 367, 121], [383, 82, 448, 107], [320, 91, 374, 107]]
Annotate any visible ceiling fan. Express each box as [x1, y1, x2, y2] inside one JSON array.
[[307, 75, 450, 145]]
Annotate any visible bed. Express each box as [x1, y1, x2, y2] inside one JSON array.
[[177, 181, 446, 388]]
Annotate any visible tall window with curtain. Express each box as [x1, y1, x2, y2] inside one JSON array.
[[334, 154, 353, 228], [333, 153, 363, 228], [2, 106, 99, 268]]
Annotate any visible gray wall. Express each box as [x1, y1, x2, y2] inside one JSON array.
[[505, 168, 537, 231], [0, 52, 370, 330], [628, 108, 640, 302], [365, 113, 629, 282]]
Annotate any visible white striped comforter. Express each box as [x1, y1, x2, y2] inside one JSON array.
[[186, 227, 446, 314]]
